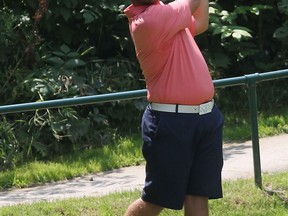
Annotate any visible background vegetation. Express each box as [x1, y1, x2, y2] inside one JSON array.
[[1, 0, 288, 171]]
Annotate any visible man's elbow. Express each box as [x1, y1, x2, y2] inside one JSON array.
[[195, 20, 209, 35], [202, 20, 209, 32]]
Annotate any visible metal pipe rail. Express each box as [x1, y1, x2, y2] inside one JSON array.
[[0, 69, 287, 115], [1, 68, 288, 188]]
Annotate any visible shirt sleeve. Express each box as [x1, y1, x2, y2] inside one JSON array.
[[148, 0, 195, 41]]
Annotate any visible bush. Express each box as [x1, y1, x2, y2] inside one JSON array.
[[0, 0, 143, 167]]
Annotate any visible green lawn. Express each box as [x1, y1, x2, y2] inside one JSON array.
[[0, 136, 144, 189], [0, 172, 287, 215]]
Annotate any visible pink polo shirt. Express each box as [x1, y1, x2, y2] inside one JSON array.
[[124, 0, 214, 105]]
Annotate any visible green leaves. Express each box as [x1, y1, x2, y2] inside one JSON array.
[[44, 44, 86, 69], [46, 57, 65, 65], [274, 0, 288, 40], [211, 24, 252, 40], [211, 52, 231, 68], [209, 4, 253, 41], [274, 21, 288, 39], [0, 117, 19, 171], [232, 29, 252, 39], [60, 44, 71, 54], [65, 59, 86, 68], [278, 0, 288, 15]]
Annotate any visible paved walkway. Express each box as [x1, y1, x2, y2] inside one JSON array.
[[0, 134, 288, 207]]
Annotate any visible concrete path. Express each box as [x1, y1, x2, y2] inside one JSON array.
[[0, 134, 287, 207]]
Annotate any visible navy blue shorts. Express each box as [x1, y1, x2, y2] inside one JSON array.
[[141, 104, 224, 210]]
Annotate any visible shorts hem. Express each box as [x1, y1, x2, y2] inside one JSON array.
[[141, 195, 183, 210]]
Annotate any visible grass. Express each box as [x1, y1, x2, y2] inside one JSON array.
[[0, 136, 144, 190], [223, 110, 288, 142], [0, 172, 287, 215]]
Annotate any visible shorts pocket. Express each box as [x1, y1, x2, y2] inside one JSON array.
[[141, 107, 161, 159]]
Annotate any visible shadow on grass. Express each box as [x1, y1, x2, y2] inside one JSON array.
[[223, 143, 252, 161], [265, 188, 288, 209]]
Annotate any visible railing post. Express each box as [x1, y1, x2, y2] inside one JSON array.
[[245, 73, 263, 188]]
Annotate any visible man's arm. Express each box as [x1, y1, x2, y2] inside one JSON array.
[[187, 0, 201, 14], [192, 0, 209, 35]]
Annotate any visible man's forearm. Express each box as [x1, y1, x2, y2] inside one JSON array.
[[194, 0, 209, 20], [193, 0, 209, 35], [187, 0, 200, 14]]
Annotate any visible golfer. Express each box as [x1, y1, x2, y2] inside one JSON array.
[[124, 0, 224, 215]]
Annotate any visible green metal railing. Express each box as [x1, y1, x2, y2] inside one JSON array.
[[1, 68, 288, 188]]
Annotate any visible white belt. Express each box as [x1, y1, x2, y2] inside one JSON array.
[[150, 100, 214, 115]]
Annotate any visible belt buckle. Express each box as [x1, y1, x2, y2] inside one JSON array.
[[199, 102, 212, 115]]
